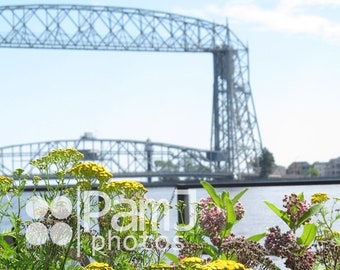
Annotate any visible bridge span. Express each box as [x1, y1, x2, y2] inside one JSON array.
[[0, 4, 262, 174], [0, 134, 238, 182]]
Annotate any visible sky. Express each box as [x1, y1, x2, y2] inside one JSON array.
[[0, 0, 340, 168]]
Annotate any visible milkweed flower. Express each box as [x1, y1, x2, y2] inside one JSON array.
[[234, 201, 245, 220], [264, 226, 296, 257], [199, 197, 226, 239], [283, 193, 311, 225]]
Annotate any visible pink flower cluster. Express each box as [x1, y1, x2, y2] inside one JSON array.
[[264, 226, 296, 257], [198, 197, 245, 241], [234, 201, 245, 220], [199, 197, 226, 239], [285, 248, 316, 270], [283, 193, 311, 225], [265, 226, 316, 269]]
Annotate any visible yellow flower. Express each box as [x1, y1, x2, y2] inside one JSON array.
[[316, 229, 340, 241], [103, 180, 147, 198], [201, 260, 245, 270], [181, 257, 203, 264], [311, 192, 330, 204], [146, 264, 174, 269], [85, 262, 114, 270], [32, 175, 41, 185], [68, 162, 112, 184], [0, 176, 14, 194], [31, 148, 84, 172]]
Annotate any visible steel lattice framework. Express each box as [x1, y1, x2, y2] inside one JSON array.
[[0, 4, 262, 176], [0, 136, 222, 181]]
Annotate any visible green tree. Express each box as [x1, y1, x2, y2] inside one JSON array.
[[306, 162, 319, 177], [154, 160, 180, 182], [258, 148, 275, 178]]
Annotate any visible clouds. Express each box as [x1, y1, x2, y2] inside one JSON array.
[[204, 0, 340, 43]]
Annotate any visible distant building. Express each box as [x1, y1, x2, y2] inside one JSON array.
[[314, 162, 328, 177], [286, 162, 310, 176], [325, 157, 340, 176], [270, 165, 286, 178]]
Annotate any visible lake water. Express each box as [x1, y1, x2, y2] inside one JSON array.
[[146, 184, 340, 269], [2, 183, 340, 269]]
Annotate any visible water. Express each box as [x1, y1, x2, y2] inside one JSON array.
[[148, 184, 340, 269], [146, 184, 340, 236], [2, 184, 340, 269]]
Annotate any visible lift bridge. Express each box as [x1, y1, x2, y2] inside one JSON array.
[[0, 4, 262, 182]]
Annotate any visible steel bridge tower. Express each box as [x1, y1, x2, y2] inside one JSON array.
[[0, 5, 262, 175]]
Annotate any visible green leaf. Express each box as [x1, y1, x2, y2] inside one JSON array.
[[298, 192, 305, 201], [247, 233, 266, 242], [164, 252, 180, 264], [231, 188, 248, 204], [264, 201, 291, 228], [333, 213, 340, 222], [222, 191, 230, 209], [334, 235, 340, 245], [297, 223, 317, 247], [200, 180, 221, 207], [203, 244, 218, 258], [225, 196, 236, 235], [297, 204, 324, 228]]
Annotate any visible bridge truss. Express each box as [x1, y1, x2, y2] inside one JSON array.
[[0, 4, 262, 177], [0, 136, 230, 182]]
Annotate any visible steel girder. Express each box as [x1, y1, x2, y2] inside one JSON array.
[[0, 4, 262, 174], [0, 138, 215, 180], [211, 49, 262, 173], [0, 5, 244, 51]]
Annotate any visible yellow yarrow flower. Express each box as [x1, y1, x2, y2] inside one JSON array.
[[68, 162, 112, 184], [0, 176, 14, 194], [181, 257, 203, 264], [31, 148, 84, 172], [311, 192, 330, 204], [32, 175, 41, 185], [316, 229, 340, 241], [146, 263, 174, 269], [179, 257, 203, 269], [201, 260, 245, 270], [85, 262, 114, 270], [103, 180, 147, 198]]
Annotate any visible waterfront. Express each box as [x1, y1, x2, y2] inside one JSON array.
[[146, 184, 340, 236], [2, 183, 340, 269], [149, 183, 340, 269]]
